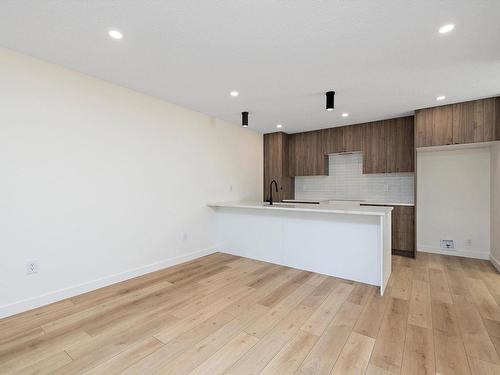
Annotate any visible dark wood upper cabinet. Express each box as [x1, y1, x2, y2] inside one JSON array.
[[386, 117, 414, 173], [415, 105, 453, 147], [362, 121, 388, 174], [289, 131, 327, 177], [452, 98, 495, 144], [343, 124, 363, 152], [320, 127, 344, 154], [263, 132, 294, 201], [416, 97, 499, 147]]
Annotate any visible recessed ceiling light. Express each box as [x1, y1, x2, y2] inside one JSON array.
[[108, 30, 123, 39], [341, 113, 349, 117], [439, 24, 455, 34], [436, 95, 446, 101], [230, 91, 239, 97], [276, 124, 283, 129]]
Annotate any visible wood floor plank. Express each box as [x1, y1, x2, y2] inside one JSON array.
[[154, 318, 249, 375], [82, 337, 163, 375], [225, 303, 314, 375], [432, 301, 461, 336], [452, 293, 500, 365], [400, 324, 435, 375], [467, 277, 500, 322], [0, 330, 91, 374], [390, 265, 413, 301], [346, 283, 375, 306], [330, 332, 375, 375], [369, 297, 409, 374], [13, 351, 72, 375], [187, 331, 259, 375], [434, 329, 471, 375], [467, 357, 500, 375], [429, 268, 453, 304], [259, 330, 318, 375], [52, 312, 179, 374], [365, 364, 397, 375], [153, 286, 254, 343], [301, 282, 354, 336], [296, 301, 363, 375], [243, 282, 315, 338], [407, 279, 432, 329], [120, 311, 236, 374], [353, 288, 389, 339]]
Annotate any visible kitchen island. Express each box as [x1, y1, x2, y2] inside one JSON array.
[[209, 201, 393, 295]]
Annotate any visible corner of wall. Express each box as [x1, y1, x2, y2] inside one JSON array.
[[491, 142, 500, 267]]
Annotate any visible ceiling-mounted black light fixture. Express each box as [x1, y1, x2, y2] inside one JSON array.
[[326, 91, 335, 111], [242, 111, 249, 127]]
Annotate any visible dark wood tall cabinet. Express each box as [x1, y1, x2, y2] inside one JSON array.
[[263, 132, 294, 202]]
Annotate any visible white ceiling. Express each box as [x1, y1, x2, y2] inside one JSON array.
[[1, 0, 499, 133]]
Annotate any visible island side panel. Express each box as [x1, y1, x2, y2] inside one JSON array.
[[380, 212, 392, 295], [214, 207, 382, 287]]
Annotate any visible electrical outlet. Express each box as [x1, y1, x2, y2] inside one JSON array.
[[26, 260, 39, 275], [440, 240, 455, 250], [182, 232, 188, 241], [383, 184, 389, 192], [465, 238, 472, 247]]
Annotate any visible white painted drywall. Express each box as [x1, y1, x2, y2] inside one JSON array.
[[417, 147, 491, 259], [491, 142, 500, 269], [0, 48, 263, 317]]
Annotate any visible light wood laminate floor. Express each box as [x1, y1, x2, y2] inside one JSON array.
[[1, 252, 500, 374]]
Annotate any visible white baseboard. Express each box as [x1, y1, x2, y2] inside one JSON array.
[[490, 253, 500, 272], [417, 245, 490, 260], [0, 247, 217, 319]]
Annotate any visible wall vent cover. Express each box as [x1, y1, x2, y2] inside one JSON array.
[[440, 240, 455, 250]]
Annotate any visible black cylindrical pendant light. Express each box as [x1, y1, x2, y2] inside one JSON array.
[[326, 91, 335, 111], [242, 111, 249, 127]]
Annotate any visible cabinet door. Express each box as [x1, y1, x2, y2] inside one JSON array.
[[392, 206, 415, 253], [386, 117, 414, 173], [415, 106, 453, 147], [320, 127, 344, 154], [263, 132, 294, 201], [362, 121, 387, 174], [453, 98, 495, 144], [289, 131, 327, 176], [343, 124, 363, 152]]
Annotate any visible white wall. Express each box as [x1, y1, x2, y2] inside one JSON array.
[[0, 48, 263, 317], [491, 142, 500, 269], [417, 146, 491, 259]]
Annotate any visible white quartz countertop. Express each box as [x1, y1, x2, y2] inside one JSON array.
[[282, 199, 414, 207], [208, 201, 393, 216]]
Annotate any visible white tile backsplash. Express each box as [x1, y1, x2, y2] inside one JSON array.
[[295, 152, 414, 204]]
